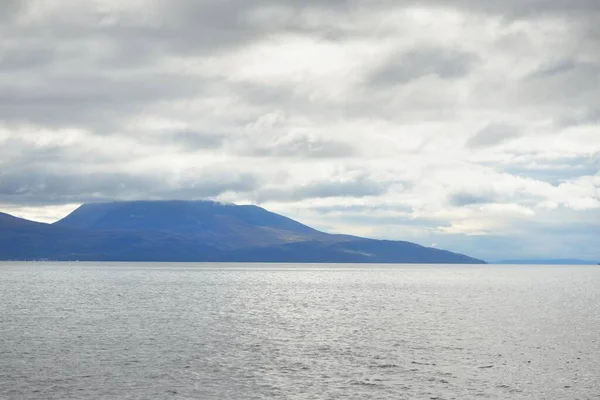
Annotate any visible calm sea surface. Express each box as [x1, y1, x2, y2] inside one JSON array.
[[1, 262, 599, 399]]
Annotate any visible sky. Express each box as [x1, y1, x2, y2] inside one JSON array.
[[1, 0, 599, 261]]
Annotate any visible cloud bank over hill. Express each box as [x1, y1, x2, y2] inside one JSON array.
[[1, 0, 599, 260]]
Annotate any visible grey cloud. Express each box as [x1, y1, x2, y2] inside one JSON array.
[[164, 0, 600, 26], [555, 108, 600, 128], [0, 167, 261, 206], [0, 136, 261, 204], [449, 192, 494, 207], [132, 128, 354, 158], [305, 204, 448, 230], [533, 60, 579, 77], [467, 123, 521, 148], [447, 188, 542, 209], [2, 1, 344, 69], [530, 59, 600, 79], [155, 170, 261, 199], [496, 156, 599, 185], [0, 0, 22, 23], [0, 137, 121, 167], [0, 69, 214, 131], [311, 204, 413, 215], [1, 0, 595, 134], [164, 131, 225, 151], [5, 1, 600, 53], [517, 61, 600, 116], [0, 72, 205, 106], [14, 0, 591, 85], [296, 180, 385, 198], [370, 47, 478, 86], [326, 214, 445, 231], [0, 47, 56, 71], [243, 134, 356, 159], [0, 170, 161, 205], [445, 183, 548, 209], [256, 176, 388, 203], [0, 0, 391, 133], [410, 0, 600, 18]]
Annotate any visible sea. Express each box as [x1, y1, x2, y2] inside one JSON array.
[[1, 262, 599, 400]]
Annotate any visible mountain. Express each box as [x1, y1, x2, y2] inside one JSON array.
[[1, 201, 486, 263], [54, 200, 337, 249], [495, 259, 599, 265]]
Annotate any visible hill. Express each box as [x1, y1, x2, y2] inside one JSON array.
[[1, 201, 485, 263]]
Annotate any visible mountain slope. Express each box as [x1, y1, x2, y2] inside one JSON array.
[[227, 238, 482, 264], [1, 201, 486, 263], [0, 212, 219, 261]]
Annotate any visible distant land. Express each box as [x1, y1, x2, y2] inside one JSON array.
[[494, 259, 599, 265], [0, 200, 485, 264]]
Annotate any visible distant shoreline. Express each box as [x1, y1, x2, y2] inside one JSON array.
[[493, 259, 599, 265]]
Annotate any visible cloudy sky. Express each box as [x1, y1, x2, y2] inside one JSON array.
[[1, 0, 599, 261]]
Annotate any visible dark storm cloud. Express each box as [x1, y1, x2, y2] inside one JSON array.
[[466, 123, 521, 148]]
